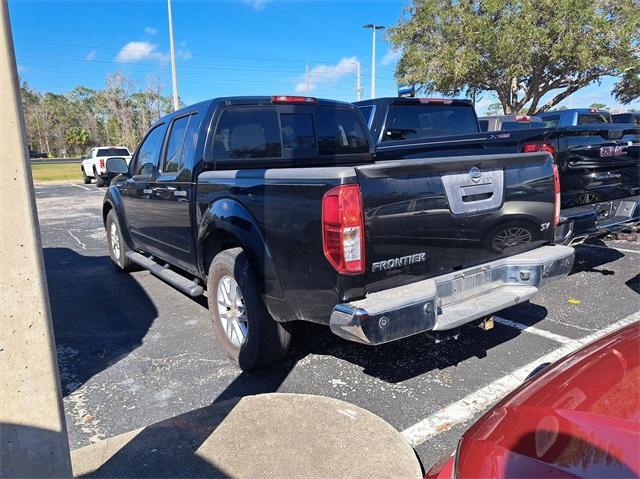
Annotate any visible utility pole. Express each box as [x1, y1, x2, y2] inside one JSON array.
[[0, 0, 72, 476], [168, 0, 179, 110], [355, 61, 363, 101], [363, 24, 384, 99], [305, 64, 311, 96]]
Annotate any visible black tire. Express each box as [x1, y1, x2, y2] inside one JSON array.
[[106, 209, 135, 272], [82, 167, 91, 184], [486, 221, 538, 253], [95, 169, 106, 187], [207, 247, 291, 371]]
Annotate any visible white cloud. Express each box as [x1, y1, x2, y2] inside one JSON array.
[[116, 41, 167, 63], [381, 49, 402, 67], [144, 26, 158, 36], [244, 0, 271, 10], [295, 56, 358, 93], [86, 50, 97, 61], [116, 41, 192, 64]]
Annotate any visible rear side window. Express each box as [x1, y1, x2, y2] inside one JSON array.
[[578, 113, 610, 125], [97, 147, 130, 157], [478, 120, 489, 132], [315, 107, 369, 155], [382, 105, 478, 141], [541, 114, 560, 128], [164, 115, 191, 173], [212, 107, 282, 160], [357, 106, 374, 126], [134, 124, 166, 176]]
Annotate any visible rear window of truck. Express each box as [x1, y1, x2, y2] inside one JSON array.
[[577, 113, 610, 125], [211, 105, 369, 162], [97, 148, 130, 157], [382, 105, 478, 141]]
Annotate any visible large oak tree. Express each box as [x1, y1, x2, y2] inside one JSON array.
[[388, 0, 640, 114]]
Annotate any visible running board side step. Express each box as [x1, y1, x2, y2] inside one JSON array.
[[125, 251, 204, 297]]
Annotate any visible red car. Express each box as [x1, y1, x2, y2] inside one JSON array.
[[427, 322, 640, 478]]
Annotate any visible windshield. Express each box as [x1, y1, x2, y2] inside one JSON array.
[[383, 105, 478, 141]]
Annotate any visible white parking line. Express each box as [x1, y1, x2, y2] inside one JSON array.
[[70, 183, 91, 191], [493, 316, 578, 345], [401, 311, 640, 447], [581, 243, 640, 255]]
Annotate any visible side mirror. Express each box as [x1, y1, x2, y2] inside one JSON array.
[[106, 157, 129, 176]]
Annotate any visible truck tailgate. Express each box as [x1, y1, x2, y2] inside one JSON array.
[[356, 153, 556, 293]]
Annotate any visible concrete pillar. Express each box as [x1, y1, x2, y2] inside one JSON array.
[[0, 1, 73, 476]]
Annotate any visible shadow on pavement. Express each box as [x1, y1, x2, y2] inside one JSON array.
[[571, 242, 623, 276], [44, 248, 158, 397], [626, 273, 640, 295]]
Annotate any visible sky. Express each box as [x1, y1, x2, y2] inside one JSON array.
[[9, 0, 639, 114]]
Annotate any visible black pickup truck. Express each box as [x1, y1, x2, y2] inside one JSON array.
[[355, 98, 640, 245], [102, 96, 573, 370]]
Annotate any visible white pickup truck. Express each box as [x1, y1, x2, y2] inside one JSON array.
[[81, 146, 132, 186]]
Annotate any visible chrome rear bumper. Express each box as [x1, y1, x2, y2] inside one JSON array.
[[330, 245, 574, 345]]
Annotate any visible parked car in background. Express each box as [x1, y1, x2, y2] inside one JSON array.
[[102, 95, 573, 371], [426, 321, 640, 479], [479, 115, 544, 132], [538, 108, 611, 127], [81, 146, 132, 186], [29, 147, 48, 159], [355, 98, 639, 246], [613, 112, 640, 125]]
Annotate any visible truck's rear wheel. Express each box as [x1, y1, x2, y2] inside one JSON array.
[[106, 210, 135, 272], [82, 167, 91, 184], [95, 168, 106, 187], [207, 248, 291, 371]]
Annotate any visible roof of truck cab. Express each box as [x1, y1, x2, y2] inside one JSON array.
[[155, 96, 357, 127], [354, 97, 473, 107]]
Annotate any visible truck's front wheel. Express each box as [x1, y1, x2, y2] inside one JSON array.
[[207, 248, 291, 371], [106, 210, 135, 272]]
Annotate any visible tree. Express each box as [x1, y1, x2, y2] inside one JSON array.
[[65, 127, 90, 154], [388, 0, 640, 115], [589, 103, 609, 111], [484, 101, 504, 115], [613, 68, 640, 104]]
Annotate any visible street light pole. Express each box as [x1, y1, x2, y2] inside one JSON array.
[[168, 0, 179, 111], [363, 24, 385, 99]]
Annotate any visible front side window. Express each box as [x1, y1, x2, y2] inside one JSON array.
[[212, 107, 281, 160], [135, 124, 166, 176], [164, 115, 191, 174]]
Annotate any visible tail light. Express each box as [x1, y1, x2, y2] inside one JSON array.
[[271, 96, 317, 104], [322, 184, 365, 275], [515, 115, 531, 122], [553, 163, 561, 226], [523, 143, 560, 226], [522, 142, 556, 159], [99, 159, 105, 169]]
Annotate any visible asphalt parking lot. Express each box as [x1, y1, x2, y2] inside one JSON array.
[[36, 181, 640, 470]]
